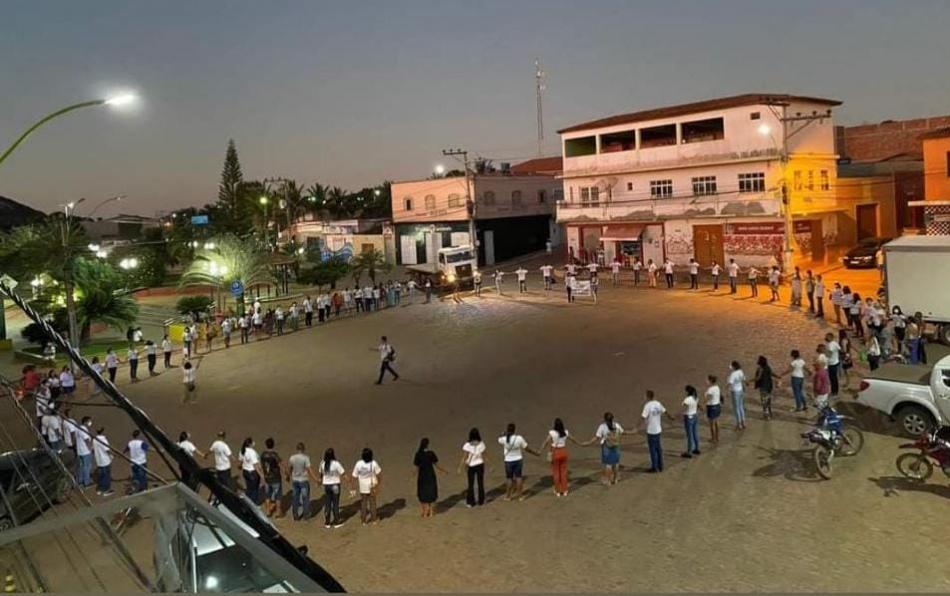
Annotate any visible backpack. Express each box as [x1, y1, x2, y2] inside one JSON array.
[[386, 345, 396, 362]]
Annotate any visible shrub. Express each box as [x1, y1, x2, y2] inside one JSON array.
[[176, 295, 214, 317]]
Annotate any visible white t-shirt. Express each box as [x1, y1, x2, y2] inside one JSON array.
[[210, 440, 232, 471], [320, 460, 346, 485], [790, 358, 806, 378], [712, 264, 722, 276], [515, 268, 528, 281], [548, 429, 569, 448], [648, 262, 658, 273], [42, 415, 62, 442], [817, 353, 829, 368], [178, 440, 198, 457], [127, 439, 148, 465], [815, 281, 825, 296], [146, 343, 157, 355], [728, 262, 740, 277], [683, 394, 699, 417], [633, 260, 642, 271], [106, 353, 118, 369], [59, 371, 75, 388], [75, 424, 92, 456], [127, 348, 137, 361], [728, 369, 746, 393], [183, 367, 196, 384], [664, 261, 674, 274], [826, 341, 841, 366], [378, 343, 393, 362], [768, 269, 780, 284], [689, 262, 699, 274], [498, 434, 528, 462], [352, 460, 382, 494], [611, 261, 620, 273], [240, 446, 260, 472], [462, 441, 486, 466], [641, 400, 667, 435], [587, 263, 598, 273], [62, 418, 77, 447], [93, 434, 112, 467], [595, 422, 624, 444], [705, 384, 721, 406]]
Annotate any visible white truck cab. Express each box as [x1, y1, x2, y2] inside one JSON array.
[[857, 355, 950, 436]]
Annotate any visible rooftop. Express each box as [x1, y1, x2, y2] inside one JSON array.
[[510, 156, 563, 174], [920, 126, 950, 140], [558, 93, 841, 134]]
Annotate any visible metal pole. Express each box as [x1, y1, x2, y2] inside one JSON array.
[[0, 100, 105, 168], [781, 105, 793, 272], [62, 205, 81, 368]]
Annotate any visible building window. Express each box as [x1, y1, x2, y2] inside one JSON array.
[[448, 193, 461, 208], [424, 194, 436, 210], [565, 136, 596, 158], [806, 171, 814, 191], [580, 187, 600, 207], [820, 170, 830, 191], [682, 117, 725, 144], [626, 182, 633, 191], [750, 112, 761, 120], [599, 129, 636, 153], [537, 189, 546, 203], [511, 190, 522, 206], [568, 187, 573, 202], [482, 191, 496, 206], [650, 179, 673, 199], [403, 197, 413, 211], [691, 175, 717, 196], [738, 172, 765, 193], [793, 171, 802, 191], [640, 124, 677, 149]]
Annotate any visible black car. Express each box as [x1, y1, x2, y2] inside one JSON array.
[[0, 448, 75, 531], [842, 237, 891, 269]]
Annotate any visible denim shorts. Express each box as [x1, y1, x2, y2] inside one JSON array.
[[601, 444, 620, 466], [706, 404, 722, 419], [265, 480, 282, 501], [504, 459, 524, 479]]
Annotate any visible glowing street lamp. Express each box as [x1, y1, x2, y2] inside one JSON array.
[[203, 242, 216, 250], [434, 164, 446, 176], [119, 257, 139, 270]]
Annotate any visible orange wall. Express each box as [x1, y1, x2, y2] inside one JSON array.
[[923, 137, 950, 201]]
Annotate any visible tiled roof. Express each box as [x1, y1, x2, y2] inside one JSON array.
[[511, 156, 562, 174]]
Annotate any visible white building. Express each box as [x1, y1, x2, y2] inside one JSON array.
[[557, 93, 841, 267]]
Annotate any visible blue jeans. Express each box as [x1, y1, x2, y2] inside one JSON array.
[[647, 433, 663, 472], [791, 377, 806, 410], [732, 390, 746, 426], [97, 464, 112, 493], [292, 480, 311, 520], [77, 453, 93, 486], [684, 415, 699, 453], [131, 463, 148, 492], [324, 484, 341, 525]]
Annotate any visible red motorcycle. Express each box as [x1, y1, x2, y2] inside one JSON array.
[[895, 427, 950, 481]]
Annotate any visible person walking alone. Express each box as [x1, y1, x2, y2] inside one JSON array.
[[458, 428, 487, 507], [681, 386, 701, 458], [636, 390, 675, 473], [538, 418, 580, 497], [374, 336, 399, 385]]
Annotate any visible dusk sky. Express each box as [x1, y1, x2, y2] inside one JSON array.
[[2, 0, 949, 216]]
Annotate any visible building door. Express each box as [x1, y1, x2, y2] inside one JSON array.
[[483, 230, 495, 265], [400, 235, 417, 265], [856, 204, 878, 240], [809, 219, 825, 261], [692, 224, 724, 267]]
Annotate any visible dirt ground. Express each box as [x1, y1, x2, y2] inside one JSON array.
[[44, 278, 950, 592]]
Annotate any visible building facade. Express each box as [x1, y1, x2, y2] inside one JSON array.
[[283, 218, 392, 263], [913, 128, 950, 235], [556, 94, 841, 267], [390, 167, 561, 266]]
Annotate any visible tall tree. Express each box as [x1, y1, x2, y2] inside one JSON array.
[[218, 139, 244, 219]]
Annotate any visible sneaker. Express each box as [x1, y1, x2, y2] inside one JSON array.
[[325, 524, 331, 529], [102, 490, 115, 497], [333, 522, 345, 529]]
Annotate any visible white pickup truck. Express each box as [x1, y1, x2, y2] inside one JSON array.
[[857, 355, 950, 437]]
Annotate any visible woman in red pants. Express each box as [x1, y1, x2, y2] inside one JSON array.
[[539, 418, 582, 497]]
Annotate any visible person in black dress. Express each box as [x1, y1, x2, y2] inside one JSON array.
[[413, 438, 445, 518]]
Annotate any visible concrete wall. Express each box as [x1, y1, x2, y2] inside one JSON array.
[[391, 175, 559, 224], [836, 175, 898, 240], [836, 115, 950, 161], [923, 136, 950, 201]]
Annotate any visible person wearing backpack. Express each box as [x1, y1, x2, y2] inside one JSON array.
[[582, 412, 629, 486], [374, 336, 399, 385], [260, 438, 284, 518]]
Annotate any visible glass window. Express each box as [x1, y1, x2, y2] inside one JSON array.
[[691, 175, 717, 196], [738, 172, 765, 193], [807, 171, 814, 191], [649, 180, 673, 199], [580, 187, 600, 207], [820, 170, 830, 191]]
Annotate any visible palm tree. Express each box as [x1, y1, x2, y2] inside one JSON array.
[[349, 247, 391, 285], [279, 179, 307, 224], [326, 186, 348, 219], [305, 182, 327, 219], [71, 257, 139, 342], [180, 235, 274, 315]]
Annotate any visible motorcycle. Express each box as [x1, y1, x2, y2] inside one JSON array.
[[895, 427, 950, 481], [801, 403, 865, 480]]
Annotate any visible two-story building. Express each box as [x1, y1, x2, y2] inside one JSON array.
[[391, 162, 562, 266], [913, 127, 950, 235], [556, 93, 842, 267]]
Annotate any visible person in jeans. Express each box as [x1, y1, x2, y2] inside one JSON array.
[[681, 386, 700, 458], [259, 438, 284, 518], [497, 423, 538, 502], [374, 336, 399, 385], [75, 416, 94, 487], [239, 437, 263, 504], [458, 428, 486, 507], [636, 390, 675, 472], [207, 431, 235, 491], [93, 427, 114, 496], [779, 350, 810, 412], [124, 429, 149, 492], [287, 443, 318, 521], [352, 448, 382, 525], [320, 448, 347, 528], [728, 361, 748, 431]]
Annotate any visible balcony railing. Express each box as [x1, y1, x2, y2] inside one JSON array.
[[556, 193, 782, 224], [561, 146, 781, 178]]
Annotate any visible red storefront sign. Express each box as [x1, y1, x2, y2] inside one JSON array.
[[726, 222, 784, 235]]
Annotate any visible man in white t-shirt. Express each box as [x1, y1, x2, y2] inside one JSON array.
[[710, 261, 722, 291], [75, 416, 94, 487], [636, 390, 674, 473], [498, 424, 536, 501], [727, 259, 740, 294], [681, 387, 701, 458], [663, 259, 675, 289], [688, 258, 700, 290], [610, 258, 621, 286], [93, 427, 114, 496], [208, 431, 235, 489], [515, 268, 529, 293], [632, 257, 642, 286], [824, 332, 842, 397], [124, 430, 149, 493], [41, 407, 63, 451], [587, 262, 598, 280], [540, 264, 554, 290], [375, 336, 399, 385], [768, 266, 781, 302]]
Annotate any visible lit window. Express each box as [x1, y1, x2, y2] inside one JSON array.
[[738, 172, 765, 193], [820, 170, 830, 191], [649, 180, 673, 199], [807, 171, 814, 191], [448, 193, 461, 208], [511, 190, 522, 206], [691, 176, 717, 196], [403, 197, 413, 211]]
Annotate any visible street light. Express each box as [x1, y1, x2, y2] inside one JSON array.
[[259, 196, 270, 248], [119, 258, 139, 270], [203, 242, 216, 250], [434, 164, 446, 176]]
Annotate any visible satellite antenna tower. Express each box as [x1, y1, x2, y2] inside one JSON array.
[[535, 58, 545, 157]]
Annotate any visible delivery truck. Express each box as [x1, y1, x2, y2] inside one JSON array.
[[883, 235, 950, 345]]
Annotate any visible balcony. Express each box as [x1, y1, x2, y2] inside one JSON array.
[[556, 193, 782, 224], [562, 145, 781, 179]]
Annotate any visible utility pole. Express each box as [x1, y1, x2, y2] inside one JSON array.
[[769, 105, 833, 272], [442, 148, 477, 253], [535, 59, 545, 157]]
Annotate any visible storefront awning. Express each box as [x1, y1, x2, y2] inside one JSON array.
[[599, 224, 645, 242]]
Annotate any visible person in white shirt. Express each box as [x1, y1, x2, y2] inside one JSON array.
[[610, 258, 621, 286], [239, 437, 264, 504], [127, 346, 139, 383], [540, 264, 554, 290], [374, 336, 399, 385], [320, 447, 349, 527], [514, 268, 528, 293], [105, 349, 119, 383], [352, 448, 382, 524], [61, 408, 77, 451], [778, 349, 811, 412], [824, 332, 842, 397], [663, 259, 675, 289], [582, 412, 628, 486], [704, 375, 723, 444], [647, 259, 658, 288], [473, 270, 483, 296], [635, 390, 675, 472], [538, 418, 581, 497], [288, 301, 299, 331], [768, 266, 781, 302], [867, 334, 882, 371], [814, 275, 826, 319], [727, 259, 740, 294], [221, 316, 233, 347], [681, 385, 701, 458], [587, 262, 598, 280], [497, 423, 538, 501], [747, 267, 760, 298], [207, 431, 235, 489], [143, 339, 158, 375], [710, 261, 722, 291], [93, 427, 114, 496], [177, 430, 205, 488], [160, 334, 173, 368], [493, 270, 505, 295], [73, 416, 94, 487], [59, 366, 76, 396], [124, 430, 149, 492], [632, 257, 642, 286], [728, 361, 747, 430], [41, 407, 63, 451], [565, 262, 577, 276], [688, 258, 700, 290], [457, 428, 487, 506], [182, 361, 197, 403], [303, 296, 314, 326], [89, 356, 104, 396]]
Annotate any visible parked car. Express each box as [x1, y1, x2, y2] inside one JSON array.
[[842, 236, 891, 269], [0, 448, 75, 531], [856, 355, 950, 437]]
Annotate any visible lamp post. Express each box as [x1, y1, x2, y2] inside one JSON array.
[[259, 196, 270, 249], [757, 121, 793, 272]]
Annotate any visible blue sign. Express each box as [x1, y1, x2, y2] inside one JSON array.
[[191, 215, 210, 225], [230, 280, 244, 297]]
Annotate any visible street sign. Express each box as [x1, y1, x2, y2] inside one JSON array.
[[230, 280, 244, 297], [191, 215, 210, 225]]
